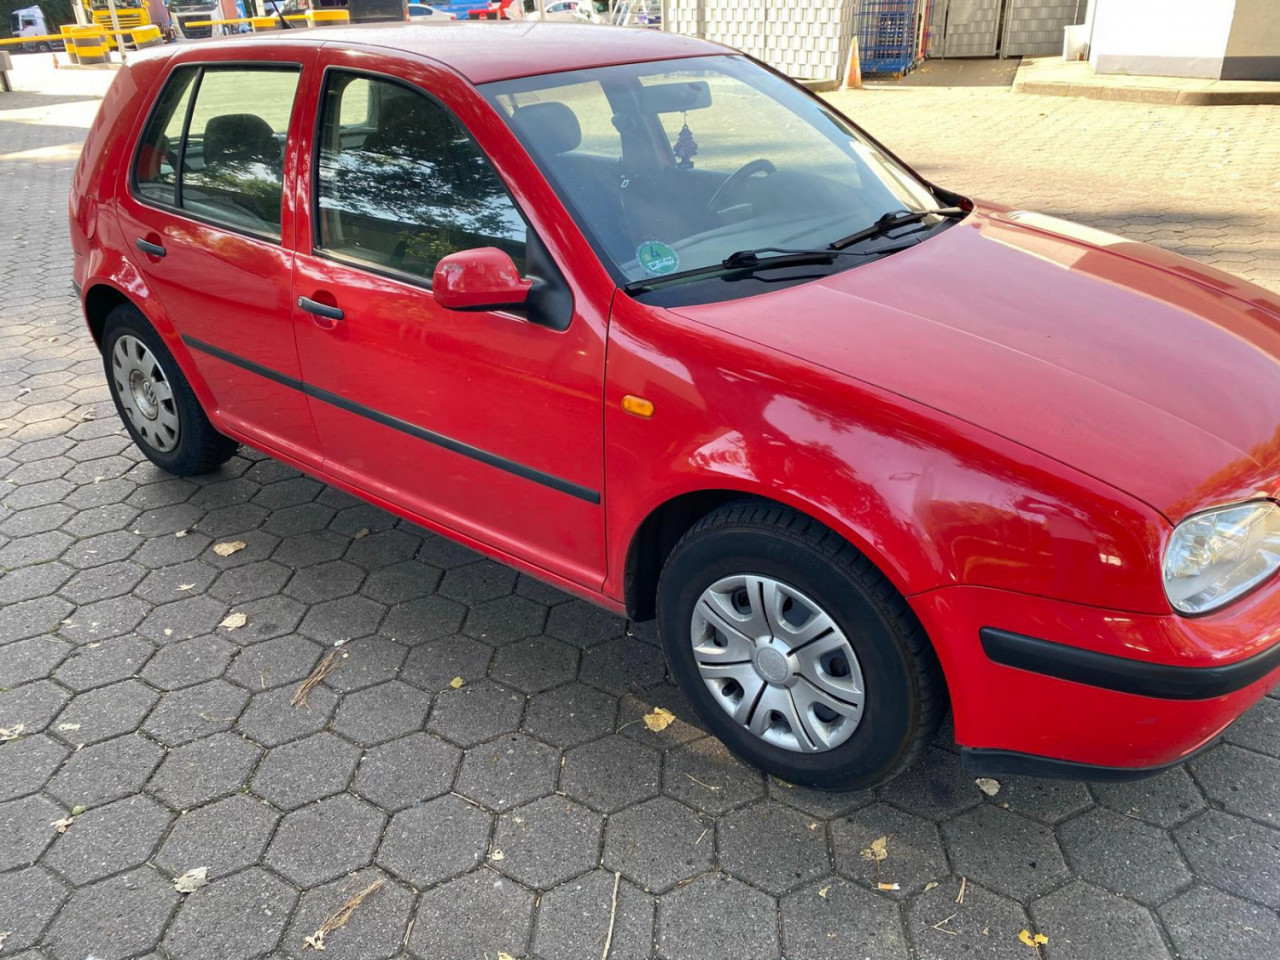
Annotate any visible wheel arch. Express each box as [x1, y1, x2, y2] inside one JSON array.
[[83, 281, 135, 349]]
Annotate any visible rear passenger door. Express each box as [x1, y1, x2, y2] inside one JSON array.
[[116, 56, 324, 468]]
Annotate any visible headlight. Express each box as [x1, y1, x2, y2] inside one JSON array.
[[1163, 500, 1280, 614]]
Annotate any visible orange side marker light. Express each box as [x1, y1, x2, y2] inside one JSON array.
[[621, 394, 655, 419]]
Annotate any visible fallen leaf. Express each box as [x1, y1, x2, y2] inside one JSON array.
[[220, 612, 248, 630], [177, 583, 196, 592], [174, 867, 209, 894], [976, 777, 1001, 797], [818, 885, 831, 899], [498, 953, 517, 960], [861, 836, 888, 862], [175, 529, 189, 538], [0, 931, 10, 950], [58, 722, 81, 731], [489, 849, 505, 862], [449, 676, 465, 690], [923, 881, 939, 892], [353, 528, 370, 539], [1018, 930, 1049, 948], [877, 881, 901, 891], [213, 540, 247, 557], [0, 723, 26, 742], [642, 707, 676, 732], [52, 817, 74, 833], [71, 805, 87, 815]]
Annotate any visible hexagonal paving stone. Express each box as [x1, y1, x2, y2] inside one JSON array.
[[2, 865, 67, 953], [1029, 881, 1170, 960], [331, 680, 430, 745], [156, 794, 279, 879], [0, 792, 66, 870], [1057, 807, 1191, 906], [163, 867, 297, 960], [983, 775, 1092, 824], [353, 732, 461, 811], [546, 599, 627, 648], [415, 531, 486, 569], [266, 794, 387, 887], [830, 801, 947, 898], [142, 679, 250, 747], [284, 559, 365, 605], [0, 563, 73, 609], [462, 594, 548, 645], [663, 737, 765, 815], [559, 735, 661, 813], [455, 733, 560, 812], [427, 679, 524, 748], [49, 679, 157, 748], [270, 530, 348, 568], [616, 685, 707, 750], [941, 805, 1070, 901], [133, 559, 217, 605], [492, 794, 603, 889], [781, 878, 909, 960], [490, 635, 579, 694], [299, 595, 387, 644], [44, 793, 173, 885], [376, 793, 493, 887], [1174, 809, 1280, 909], [658, 873, 779, 960], [533, 870, 655, 960], [137, 594, 227, 644], [253, 732, 361, 809], [147, 731, 261, 809], [207, 559, 293, 604], [1225, 696, 1280, 758], [905, 877, 1031, 960], [1160, 884, 1280, 960], [767, 777, 872, 819], [603, 796, 715, 893], [284, 868, 415, 960], [360, 559, 442, 605], [322, 635, 406, 693], [44, 867, 179, 960], [1189, 743, 1280, 825], [343, 528, 420, 570], [720, 801, 832, 896], [408, 867, 535, 960], [46, 733, 160, 808], [437, 559, 517, 604], [380, 595, 468, 645], [0, 594, 74, 645], [401, 635, 494, 692], [878, 746, 983, 821], [524, 681, 617, 747], [1091, 765, 1207, 828], [221, 594, 307, 645], [59, 560, 146, 604], [0, 678, 70, 733], [580, 636, 665, 695], [53, 635, 155, 692], [227, 634, 324, 691], [139, 635, 236, 691], [237, 683, 340, 747]]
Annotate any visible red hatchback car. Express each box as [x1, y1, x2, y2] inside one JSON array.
[[70, 23, 1280, 789]]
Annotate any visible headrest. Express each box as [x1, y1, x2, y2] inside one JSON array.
[[203, 114, 277, 167], [511, 101, 582, 157]]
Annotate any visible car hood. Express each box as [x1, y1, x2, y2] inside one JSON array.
[[672, 208, 1280, 522]]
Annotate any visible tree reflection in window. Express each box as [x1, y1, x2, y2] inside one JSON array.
[[316, 74, 527, 279]]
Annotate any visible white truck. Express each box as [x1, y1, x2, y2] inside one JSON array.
[[9, 5, 56, 52]]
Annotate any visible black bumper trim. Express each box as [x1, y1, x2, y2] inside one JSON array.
[[960, 744, 1214, 783], [72, 281, 82, 298], [980, 626, 1280, 701]]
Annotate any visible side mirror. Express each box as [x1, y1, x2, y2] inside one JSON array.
[[432, 248, 533, 311]]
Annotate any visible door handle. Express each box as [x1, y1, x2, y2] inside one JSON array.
[[298, 296, 344, 323], [135, 238, 166, 258]]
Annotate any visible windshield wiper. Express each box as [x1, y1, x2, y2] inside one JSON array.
[[830, 207, 966, 251]]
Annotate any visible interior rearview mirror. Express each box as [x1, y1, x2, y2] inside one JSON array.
[[432, 247, 533, 311], [638, 80, 712, 114]]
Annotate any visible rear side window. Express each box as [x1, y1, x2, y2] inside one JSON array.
[[314, 71, 527, 280], [133, 65, 302, 240]]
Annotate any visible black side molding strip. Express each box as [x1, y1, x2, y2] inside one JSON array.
[[182, 335, 601, 505], [980, 626, 1280, 701], [960, 742, 1215, 783]]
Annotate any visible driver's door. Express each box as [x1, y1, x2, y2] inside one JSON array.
[[290, 57, 608, 587]]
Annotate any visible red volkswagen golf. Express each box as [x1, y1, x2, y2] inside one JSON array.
[[70, 22, 1280, 790]]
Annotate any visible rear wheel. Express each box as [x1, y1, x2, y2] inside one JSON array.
[[102, 304, 238, 475], [656, 502, 945, 790]]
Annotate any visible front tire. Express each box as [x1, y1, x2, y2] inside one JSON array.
[[102, 304, 238, 476], [656, 503, 945, 790]]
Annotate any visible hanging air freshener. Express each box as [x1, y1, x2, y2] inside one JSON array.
[[673, 112, 698, 169]]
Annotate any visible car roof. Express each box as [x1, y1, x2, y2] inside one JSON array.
[[181, 22, 729, 84]]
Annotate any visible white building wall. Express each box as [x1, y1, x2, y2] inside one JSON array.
[[1087, 0, 1236, 78]]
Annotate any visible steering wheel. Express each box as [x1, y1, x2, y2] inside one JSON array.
[[705, 158, 777, 214]]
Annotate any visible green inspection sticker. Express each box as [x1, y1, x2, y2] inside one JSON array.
[[637, 240, 679, 276]]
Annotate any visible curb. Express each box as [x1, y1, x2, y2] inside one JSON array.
[[1013, 78, 1280, 106]]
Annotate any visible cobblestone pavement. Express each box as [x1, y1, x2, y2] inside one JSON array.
[[2, 57, 1280, 960]]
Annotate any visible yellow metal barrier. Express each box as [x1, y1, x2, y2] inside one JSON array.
[[250, 15, 281, 30], [61, 23, 78, 61], [70, 25, 108, 64], [131, 24, 162, 47], [309, 8, 351, 25], [0, 32, 64, 47]]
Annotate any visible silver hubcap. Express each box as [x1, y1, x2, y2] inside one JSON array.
[[111, 334, 180, 453], [691, 574, 865, 753]]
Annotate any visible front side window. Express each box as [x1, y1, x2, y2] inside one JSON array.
[[483, 56, 943, 297], [314, 72, 527, 281], [133, 65, 301, 239]]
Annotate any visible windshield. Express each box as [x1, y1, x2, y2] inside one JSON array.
[[483, 55, 944, 295]]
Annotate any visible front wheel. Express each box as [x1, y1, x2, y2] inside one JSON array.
[[656, 503, 945, 790], [102, 304, 239, 476]]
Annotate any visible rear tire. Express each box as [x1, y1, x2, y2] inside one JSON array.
[[102, 304, 238, 476], [656, 502, 945, 790]]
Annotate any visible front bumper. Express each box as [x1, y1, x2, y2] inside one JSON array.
[[911, 582, 1280, 773]]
